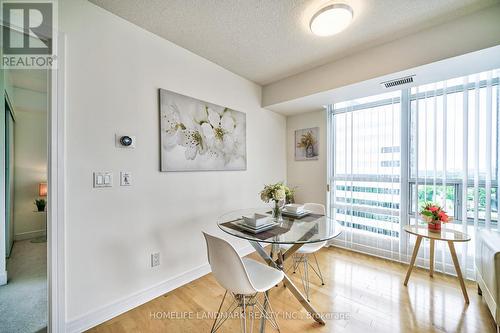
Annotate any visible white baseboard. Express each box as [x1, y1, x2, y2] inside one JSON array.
[[14, 229, 46, 241], [0, 270, 7, 285], [66, 244, 255, 333]]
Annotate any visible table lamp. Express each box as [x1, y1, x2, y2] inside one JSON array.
[[39, 182, 48, 197]]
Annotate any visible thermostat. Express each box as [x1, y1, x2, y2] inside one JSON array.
[[115, 134, 136, 148]]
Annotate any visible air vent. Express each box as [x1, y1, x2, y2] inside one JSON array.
[[381, 75, 414, 88]]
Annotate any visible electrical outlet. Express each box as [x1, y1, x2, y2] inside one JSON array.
[[151, 253, 160, 267]]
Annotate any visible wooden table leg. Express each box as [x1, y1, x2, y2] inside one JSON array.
[[447, 241, 470, 304], [429, 239, 435, 278], [404, 236, 422, 286]]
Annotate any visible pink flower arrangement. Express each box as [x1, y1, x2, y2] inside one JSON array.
[[420, 202, 451, 223]]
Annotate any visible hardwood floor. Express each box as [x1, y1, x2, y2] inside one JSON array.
[[88, 247, 497, 333]]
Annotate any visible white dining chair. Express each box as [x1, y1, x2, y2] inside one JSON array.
[[203, 232, 284, 333], [280, 203, 327, 301]]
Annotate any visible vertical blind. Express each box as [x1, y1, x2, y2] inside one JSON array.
[[328, 91, 403, 261], [328, 69, 500, 279]]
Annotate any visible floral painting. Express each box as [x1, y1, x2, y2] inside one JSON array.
[[295, 127, 319, 161], [160, 89, 246, 171]]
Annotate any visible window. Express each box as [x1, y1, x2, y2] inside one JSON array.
[[409, 76, 500, 227], [329, 91, 401, 258], [328, 69, 500, 278]]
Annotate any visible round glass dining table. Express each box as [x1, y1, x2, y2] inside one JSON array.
[[217, 207, 343, 329]]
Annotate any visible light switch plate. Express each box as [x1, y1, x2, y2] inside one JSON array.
[[93, 172, 113, 188], [120, 171, 132, 186]]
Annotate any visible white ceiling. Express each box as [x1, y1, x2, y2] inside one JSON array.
[[89, 0, 497, 85], [267, 45, 500, 115]]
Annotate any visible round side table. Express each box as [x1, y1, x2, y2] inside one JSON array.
[[403, 224, 471, 304]]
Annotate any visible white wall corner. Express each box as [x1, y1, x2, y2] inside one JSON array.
[[66, 244, 255, 333]]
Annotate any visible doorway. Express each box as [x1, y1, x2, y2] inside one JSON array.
[[0, 69, 50, 332]]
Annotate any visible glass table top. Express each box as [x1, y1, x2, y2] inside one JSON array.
[[217, 207, 343, 245], [404, 225, 471, 242]]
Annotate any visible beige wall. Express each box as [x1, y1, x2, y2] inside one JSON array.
[[286, 110, 327, 206], [13, 95, 48, 240], [263, 4, 500, 107], [61, 0, 286, 326]]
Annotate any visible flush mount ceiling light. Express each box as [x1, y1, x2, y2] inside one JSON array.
[[310, 3, 353, 37]]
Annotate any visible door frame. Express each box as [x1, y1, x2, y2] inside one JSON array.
[[48, 32, 67, 332], [4, 94, 15, 258]]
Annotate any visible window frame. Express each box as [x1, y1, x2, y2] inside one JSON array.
[[328, 76, 500, 236]]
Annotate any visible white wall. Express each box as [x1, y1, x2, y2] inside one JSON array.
[[60, 0, 286, 326], [263, 4, 500, 107], [13, 87, 48, 240], [286, 110, 326, 206]]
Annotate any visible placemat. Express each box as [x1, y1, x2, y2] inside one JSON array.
[[269, 212, 324, 221], [220, 220, 291, 240]]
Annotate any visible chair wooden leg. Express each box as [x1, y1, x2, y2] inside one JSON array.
[[429, 239, 435, 278], [404, 236, 422, 286], [478, 284, 482, 296], [448, 240, 469, 304]]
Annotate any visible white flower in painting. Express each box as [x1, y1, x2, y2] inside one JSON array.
[[162, 103, 186, 150], [202, 107, 240, 161], [177, 128, 207, 160], [193, 104, 209, 124], [163, 101, 244, 165]]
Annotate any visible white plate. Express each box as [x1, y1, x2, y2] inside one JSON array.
[[236, 221, 278, 234], [242, 214, 270, 228], [284, 204, 305, 213], [282, 210, 311, 218], [239, 220, 276, 230]]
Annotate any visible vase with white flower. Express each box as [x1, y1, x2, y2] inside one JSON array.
[[260, 182, 288, 220], [420, 202, 452, 232]]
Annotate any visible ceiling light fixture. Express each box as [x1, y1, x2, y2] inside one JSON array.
[[310, 3, 353, 37]]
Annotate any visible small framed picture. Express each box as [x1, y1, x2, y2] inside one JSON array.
[[295, 127, 319, 161]]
